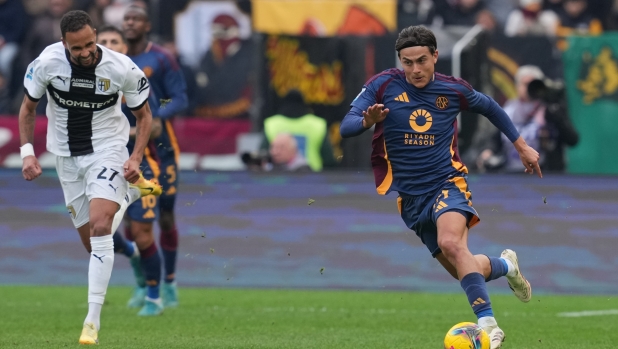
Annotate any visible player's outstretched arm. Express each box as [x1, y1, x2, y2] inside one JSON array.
[[125, 102, 153, 183], [340, 104, 389, 138], [514, 136, 542, 178], [18, 95, 42, 181]]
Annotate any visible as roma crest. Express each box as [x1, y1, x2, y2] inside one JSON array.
[[435, 95, 449, 110]]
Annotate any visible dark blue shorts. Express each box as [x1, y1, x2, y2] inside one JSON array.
[[127, 155, 159, 223], [158, 155, 178, 212], [397, 176, 480, 258]]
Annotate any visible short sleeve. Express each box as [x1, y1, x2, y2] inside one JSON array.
[[23, 58, 48, 101], [121, 64, 150, 110]]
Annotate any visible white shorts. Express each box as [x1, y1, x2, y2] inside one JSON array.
[[56, 145, 129, 228]]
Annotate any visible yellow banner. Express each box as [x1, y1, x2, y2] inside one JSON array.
[[253, 0, 396, 36]]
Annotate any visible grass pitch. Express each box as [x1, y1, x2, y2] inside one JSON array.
[[0, 286, 617, 348]]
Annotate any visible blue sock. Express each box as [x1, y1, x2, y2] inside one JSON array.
[[112, 232, 134, 258], [486, 256, 508, 282], [139, 243, 161, 299], [461, 272, 494, 319]]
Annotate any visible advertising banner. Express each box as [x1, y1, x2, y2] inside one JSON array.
[[253, 0, 396, 36], [563, 33, 618, 174]]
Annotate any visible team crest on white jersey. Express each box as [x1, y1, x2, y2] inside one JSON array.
[[97, 78, 111, 92]]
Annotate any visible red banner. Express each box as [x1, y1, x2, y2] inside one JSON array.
[[0, 116, 49, 165], [0, 116, 251, 168]]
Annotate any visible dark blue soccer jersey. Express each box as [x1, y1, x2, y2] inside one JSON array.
[[128, 42, 187, 159], [343, 68, 519, 196]]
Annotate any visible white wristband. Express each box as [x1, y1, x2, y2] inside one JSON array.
[[20, 143, 35, 159]]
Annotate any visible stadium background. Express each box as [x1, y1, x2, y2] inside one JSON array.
[[1, 0, 618, 347]]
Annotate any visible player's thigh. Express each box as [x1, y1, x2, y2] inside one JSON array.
[[89, 198, 120, 236], [398, 194, 441, 258], [433, 176, 479, 249], [56, 155, 90, 229], [433, 176, 480, 230], [84, 146, 129, 207]]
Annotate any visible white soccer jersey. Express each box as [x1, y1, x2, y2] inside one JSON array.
[[24, 42, 150, 157]]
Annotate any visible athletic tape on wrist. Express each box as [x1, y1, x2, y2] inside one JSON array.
[[20, 143, 35, 159]]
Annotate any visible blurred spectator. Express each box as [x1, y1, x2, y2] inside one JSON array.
[[161, 40, 197, 115], [554, 0, 603, 50], [20, 0, 73, 65], [86, 0, 112, 28], [269, 133, 311, 172], [485, 0, 517, 29], [193, 13, 255, 119], [477, 65, 578, 173], [505, 0, 559, 36], [261, 90, 337, 172], [0, 0, 29, 83], [11, 0, 72, 114], [102, 0, 146, 29], [543, 0, 564, 13], [22, 0, 49, 16], [433, 0, 497, 30], [397, 0, 435, 29]]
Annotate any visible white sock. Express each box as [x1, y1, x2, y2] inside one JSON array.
[[478, 316, 498, 329], [110, 187, 140, 233], [127, 186, 141, 204], [85, 235, 115, 330], [85, 303, 103, 330], [502, 258, 516, 277]]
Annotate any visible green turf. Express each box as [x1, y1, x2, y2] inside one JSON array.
[[1, 286, 617, 348]]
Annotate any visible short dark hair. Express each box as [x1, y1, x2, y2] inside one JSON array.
[[97, 25, 126, 43], [395, 26, 437, 56], [60, 10, 94, 38]]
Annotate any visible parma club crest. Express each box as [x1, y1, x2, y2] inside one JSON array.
[[97, 78, 111, 92]]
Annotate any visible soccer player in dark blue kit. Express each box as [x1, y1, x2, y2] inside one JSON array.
[[340, 26, 542, 349], [97, 25, 166, 316], [123, 5, 188, 308]]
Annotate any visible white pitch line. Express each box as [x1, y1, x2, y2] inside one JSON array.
[[557, 309, 618, 317]]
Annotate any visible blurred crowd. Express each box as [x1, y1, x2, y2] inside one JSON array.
[[398, 0, 613, 36], [0, 0, 609, 173]]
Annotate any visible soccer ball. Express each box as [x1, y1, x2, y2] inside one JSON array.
[[443, 322, 490, 349]]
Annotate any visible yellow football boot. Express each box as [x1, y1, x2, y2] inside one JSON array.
[[130, 172, 162, 197], [78, 322, 98, 345]]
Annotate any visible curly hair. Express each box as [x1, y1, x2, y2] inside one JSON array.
[[60, 10, 94, 38]]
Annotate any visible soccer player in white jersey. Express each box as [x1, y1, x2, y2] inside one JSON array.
[[18, 10, 161, 345]]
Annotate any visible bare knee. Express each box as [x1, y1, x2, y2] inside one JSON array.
[[159, 210, 174, 232], [90, 219, 112, 237], [131, 222, 155, 250], [437, 237, 466, 262]]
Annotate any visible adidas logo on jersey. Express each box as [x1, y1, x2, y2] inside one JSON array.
[[394, 92, 409, 102]]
